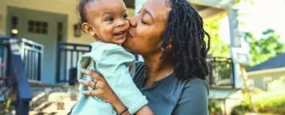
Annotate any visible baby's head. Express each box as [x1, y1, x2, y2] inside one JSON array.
[[78, 0, 129, 44]]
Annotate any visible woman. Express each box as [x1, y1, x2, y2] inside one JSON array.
[[79, 0, 210, 114]]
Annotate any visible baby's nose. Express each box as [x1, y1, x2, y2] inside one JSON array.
[[116, 19, 127, 27]]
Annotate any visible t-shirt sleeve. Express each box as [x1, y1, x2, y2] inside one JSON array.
[[95, 47, 147, 114], [174, 78, 209, 115], [96, 47, 135, 75]]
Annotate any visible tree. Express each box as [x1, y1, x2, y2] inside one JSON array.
[[244, 29, 285, 66], [204, 14, 232, 86], [204, 14, 230, 57], [235, 0, 254, 4]]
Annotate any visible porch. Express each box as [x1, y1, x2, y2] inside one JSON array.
[[0, 36, 43, 84]]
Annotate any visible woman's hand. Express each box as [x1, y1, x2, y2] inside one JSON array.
[[79, 69, 129, 114], [79, 69, 116, 103]]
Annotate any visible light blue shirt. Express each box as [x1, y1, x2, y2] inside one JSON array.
[[71, 42, 147, 115]]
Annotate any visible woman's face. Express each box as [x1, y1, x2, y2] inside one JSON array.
[[123, 0, 171, 55]]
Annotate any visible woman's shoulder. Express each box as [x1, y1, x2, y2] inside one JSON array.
[[180, 77, 209, 97], [184, 78, 209, 92], [173, 77, 209, 115], [185, 78, 208, 87]]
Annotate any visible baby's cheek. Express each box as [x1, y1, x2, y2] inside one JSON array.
[[125, 20, 130, 28]]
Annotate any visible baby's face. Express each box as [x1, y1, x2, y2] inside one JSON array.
[[85, 0, 129, 44]]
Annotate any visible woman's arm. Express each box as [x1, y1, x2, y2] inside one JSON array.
[[173, 78, 209, 115], [112, 100, 153, 115]]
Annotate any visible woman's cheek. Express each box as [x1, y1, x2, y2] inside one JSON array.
[[136, 26, 149, 39]]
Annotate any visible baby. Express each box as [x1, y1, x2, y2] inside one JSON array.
[[71, 0, 148, 115]]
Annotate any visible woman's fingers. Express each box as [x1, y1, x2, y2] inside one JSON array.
[[81, 69, 103, 80], [79, 68, 117, 104], [79, 80, 96, 88], [83, 90, 101, 96]]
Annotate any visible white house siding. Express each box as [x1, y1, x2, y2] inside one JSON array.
[[248, 69, 285, 90]]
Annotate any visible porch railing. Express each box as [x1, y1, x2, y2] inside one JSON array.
[[207, 57, 235, 88], [55, 43, 91, 84], [21, 39, 43, 82], [0, 36, 10, 85], [0, 36, 43, 83], [55, 43, 235, 88]]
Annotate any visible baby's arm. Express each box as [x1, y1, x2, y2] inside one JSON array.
[[93, 45, 149, 114]]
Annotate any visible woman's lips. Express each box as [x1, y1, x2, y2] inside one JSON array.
[[127, 29, 134, 38], [127, 31, 132, 38]]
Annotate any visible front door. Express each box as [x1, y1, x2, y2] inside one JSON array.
[[7, 7, 67, 84]]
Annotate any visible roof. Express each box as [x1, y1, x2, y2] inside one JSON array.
[[247, 53, 285, 72]]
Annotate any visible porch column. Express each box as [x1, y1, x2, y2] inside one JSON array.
[[228, 8, 243, 88], [135, 0, 147, 14], [135, 0, 147, 61]]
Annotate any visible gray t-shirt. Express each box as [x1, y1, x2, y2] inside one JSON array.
[[133, 62, 209, 115]]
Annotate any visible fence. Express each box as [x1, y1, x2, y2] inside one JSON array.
[[0, 36, 43, 83], [55, 43, 91, 84], [207, 57, 235, 88]]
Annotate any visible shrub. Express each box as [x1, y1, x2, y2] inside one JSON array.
[[254, 92, 285, 114], [208, 101, 223, 115], [231, 92, 285, 114], [230, 101, 250, 115]]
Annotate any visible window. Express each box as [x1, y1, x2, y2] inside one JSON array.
[[57, 22, 63, 42], [11, 16, 19, 37], [28, 20, 48, 34], [12, 16, 18, 28]]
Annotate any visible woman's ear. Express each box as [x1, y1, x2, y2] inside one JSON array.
[[166, 42, 172, 51], [165, 40, 173, 52], [161, 40, 173, 52], [82, 23, 96, 36]]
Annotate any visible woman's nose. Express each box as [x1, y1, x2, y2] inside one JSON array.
[[129, 16, 137, 27]]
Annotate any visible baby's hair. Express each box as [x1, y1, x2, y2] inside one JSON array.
[[78, 0, 95, 24], [162, 0, 210, 80]]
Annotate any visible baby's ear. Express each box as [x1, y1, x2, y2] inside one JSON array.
[[82, 23, 96, 36]]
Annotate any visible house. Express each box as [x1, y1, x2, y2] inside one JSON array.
[[247, 53, 285, 91], [0, 0, 241, 86], [0, 0, 243, 114]]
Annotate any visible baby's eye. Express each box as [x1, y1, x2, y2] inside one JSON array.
[[106, 17, 114, 22], [123, 14, 128, 19]]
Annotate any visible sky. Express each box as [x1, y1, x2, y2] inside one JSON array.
[[219, 0, 285, 44]]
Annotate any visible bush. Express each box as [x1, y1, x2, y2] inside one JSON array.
[[254, 93, 285, 114], [230, 101, 250, 115], [208, 101, 223, 115], [231, 92, 285, 115]]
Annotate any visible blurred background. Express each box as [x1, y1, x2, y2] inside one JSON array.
[[0, 0, 284, 115]]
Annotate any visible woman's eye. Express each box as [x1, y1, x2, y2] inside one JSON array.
[[141, 19, 147, 24], [106, 17, 114, 22]]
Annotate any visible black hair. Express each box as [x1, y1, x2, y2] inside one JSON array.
[[162, 0, 210, 80], [78, 0, 95, 24]]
